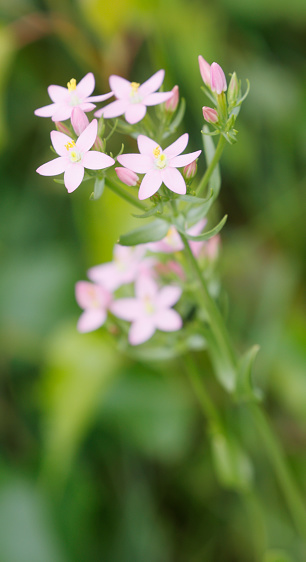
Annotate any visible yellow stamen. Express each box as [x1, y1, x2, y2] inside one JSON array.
[[153, 146, 161, 157], [131, 82, 140, 92], [65, 140, 76, 150], [67, 78, 77, 91]]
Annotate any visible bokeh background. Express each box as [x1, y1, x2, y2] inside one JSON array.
[[0, 0, 305, 560]]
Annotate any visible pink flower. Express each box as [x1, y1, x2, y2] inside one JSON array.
[[34, 73, 113, 122], [75, 281, 112, 333], [202, 106, 218, 124], [165, 85, 179, 113], [198, 55, 211, 87], [183, 159, 198, 180], [71, 107, 90, 136], [210, 62, 227, 95], [87, 244, 154, 291], [36, 119, 115, 193], [117, 133, 201, 200], [111, 276, 182, 345], [148, 219, 206, 256], [115, 167, 139, 187], [94, 70, 173, 125]]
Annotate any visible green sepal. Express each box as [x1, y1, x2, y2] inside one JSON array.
[[119, 218, 170, 246], [235, 344, 262, 402], [90, 177, 105, 201], [177, 215, 227, 242]]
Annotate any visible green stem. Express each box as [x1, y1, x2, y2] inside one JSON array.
[[106, 178, 146, 211], [250, 404, 306, 539], [197, 134, 226, 196]]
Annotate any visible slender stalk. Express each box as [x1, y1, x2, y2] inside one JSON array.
[[250, 404, 306, 539], [197, 134, 226, 196], [106, 178, 146, 211]]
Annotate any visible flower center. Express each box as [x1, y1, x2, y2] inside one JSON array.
[[153, 146, 168, 169], [65, 140, 82, 163], [143, 295, 155, 315], [130, 82, 141, 103], [165, 226, 179, 247], [67, 78, 77, 91]]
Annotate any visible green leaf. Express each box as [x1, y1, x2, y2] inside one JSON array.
[[211, 431, 254, 491], [176, 190, 212, 204], [119, 218, 170, 246], [178, 215, 227, 241], [185, 190, 214, 225], [168, 97, 186, 133], [202, 127, 221, 198], [90, 177, 105, 201], [236, 344, 262, 402], [132, 203, 163, 219]]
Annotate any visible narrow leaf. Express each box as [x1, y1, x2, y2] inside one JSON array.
[[132, 204, 163, 219], [236, 344, 262, 402], [202, 127, 221, 197], [178, 215, 227, 241], [119, 219, 170, 246], [90, 177, 105, 201]]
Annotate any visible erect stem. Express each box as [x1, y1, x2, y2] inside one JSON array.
[[197, 134, 226, 197], [105, 178, 146, 211]]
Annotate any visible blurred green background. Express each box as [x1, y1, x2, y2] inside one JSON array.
[[0, 0, 305, 560]]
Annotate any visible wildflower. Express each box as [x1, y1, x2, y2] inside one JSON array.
[[111, 276, 182, 345], [75, 281, 112, 333], [71, 107, 90, 136], [198, 55, 211, 87], [36, 119, 115, 193], [117, 133, 201, 200], [87, 244, 153, 291], [202, 106, 218, 124], [165, 85, 179, 113], [210, 63, 227, 95], [148, 219, 206, 256], [94, 70, 173, 125], [34, 73, 113, 122], [115, 167, 139, 187]]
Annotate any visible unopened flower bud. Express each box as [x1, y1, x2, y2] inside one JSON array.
[[183, 159, 198, 180], [228, 72, 239, 105], [93, 136, 104, 151], [71, 107, 89, 136], [115, 167, 139, 187], [55, 121, 71, 135], [165, 85, 179, 113], [210, 62, 227, 95], [202, 106, 218, 124], [198, 55, 211, 87]]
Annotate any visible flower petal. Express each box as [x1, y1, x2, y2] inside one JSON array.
[[87, 263, 119, 291], [144, 91, 173, 106], [138, 69, 165, 97], [156, 285, 182, 308], [170, 150, 202, 168], [75, 281, 111, 309], [64, 163, 84, 193], [87, 92, 113, 102], [161, 167, 186, 195], [77, 309, 107, 333], [76, 72, 95, 99], [109, 75, 131, 99], [78, 102, 96, 113], [51, 106, 73, 122], [154, 309, 182, 332], [48, 85, 68, 103], [135, 275, 158, 300], [36, 157, 67, 176], [138, 170, 162, 200], [96, 99, 129, 119], [164, 133, 189, 159], [137, 135, 158, 156], [51, 130, 73, 156], [125, 103, 147, 124], [76, 120, 97, 153], [117, 153, 152, 174], [82, 151, 114, 170], [129, 318, 156, 345], [34, 103, 57, 117], [111, 298, 142, 321]]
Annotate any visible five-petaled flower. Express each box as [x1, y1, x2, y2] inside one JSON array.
[[111, 276, 182, 345], [36, 119, 115, 193], [94, 70, 173, 124], [75, 281, 113, 333], [117, 133, 201, 200], [34, 73, 113, 122]]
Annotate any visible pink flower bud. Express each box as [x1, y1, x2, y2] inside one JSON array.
[[71, 107, 90, 136], [93, 136, 104, 151], [202, 106, 218, 124], [55, 121, 71, 135], [210, 62, 227, 95], [115, 167, 139, 187], [183, 159, 198, 180], [198, 55, 211, 87], [165, 85, 179, 113]]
